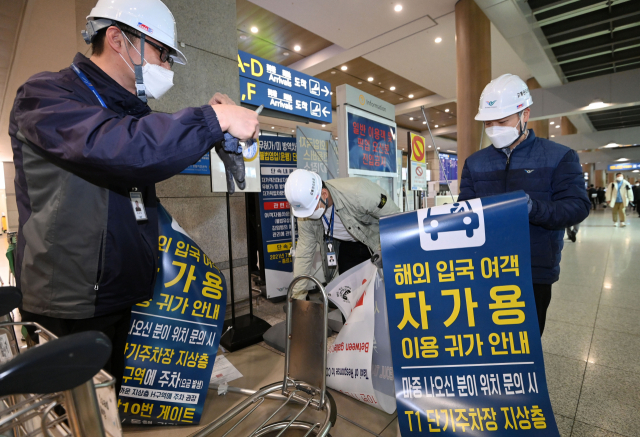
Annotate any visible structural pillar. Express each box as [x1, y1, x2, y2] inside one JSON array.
[[595, 169, 605, 187], [455, 0, 491, 181], [526, 78, 549, 140]]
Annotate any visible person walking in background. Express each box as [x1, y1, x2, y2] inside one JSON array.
[[598, 186, 606, 208], [606, 173, 634, 227], [587, 184, 598, 210], [633, 181, 640, 217]]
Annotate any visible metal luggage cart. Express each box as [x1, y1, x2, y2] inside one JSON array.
[[189, 275, 337, 437], [0, 287, 121, 437]]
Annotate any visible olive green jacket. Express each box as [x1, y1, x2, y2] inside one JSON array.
[[292, 177, 399, 298]]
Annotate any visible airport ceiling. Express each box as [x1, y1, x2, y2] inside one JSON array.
[[529, 0, 640, 132]]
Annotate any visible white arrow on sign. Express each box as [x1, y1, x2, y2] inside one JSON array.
[[322, 106, 330, 117], [322, 85, 330, 96]]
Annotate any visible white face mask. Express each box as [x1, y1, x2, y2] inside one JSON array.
[[617, 176, 624, 181], [486, 113, 526, 149], [120, 34, 174, 99], [308, 198, 327, 220], [309, 207, 325, 220]]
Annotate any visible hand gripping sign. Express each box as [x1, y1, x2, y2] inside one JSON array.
[[119, 204, 227, 426], [380, 192, 559, 436], [325, 260, 396, 414]]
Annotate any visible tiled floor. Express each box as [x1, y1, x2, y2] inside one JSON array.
[[542, 207, 640, 437], [126, 207, 640, 436]]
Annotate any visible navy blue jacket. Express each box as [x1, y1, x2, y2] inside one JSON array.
[[458, 130, 590, 284], [9, 53, 223, 318]]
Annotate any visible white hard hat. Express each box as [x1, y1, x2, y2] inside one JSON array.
[[285, 169, 323, 218], [84, 0, 187, 65], [475, 74, 532, 121]]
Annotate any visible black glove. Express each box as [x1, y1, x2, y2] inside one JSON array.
[[371, 250, 383, 268], [215, 134, 246, 194]]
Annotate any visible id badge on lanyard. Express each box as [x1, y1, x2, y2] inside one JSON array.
[[130, 189, 147, 222], [323, 207, 337, 267]]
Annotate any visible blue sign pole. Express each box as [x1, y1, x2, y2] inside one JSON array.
[[258, 136, 298, 298], [380, 192, 559, 436]]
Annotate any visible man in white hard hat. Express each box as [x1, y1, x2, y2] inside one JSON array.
[[457, 74, 590, 336], [9, 0, 259, 392], [284, 170, 399, 300]]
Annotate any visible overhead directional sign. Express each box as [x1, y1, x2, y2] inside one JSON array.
[[608, 162, 640, 171], [238, 51, 332, 123]]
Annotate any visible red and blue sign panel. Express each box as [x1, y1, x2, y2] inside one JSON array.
[[347, 112, 397, 174], [380, 192, 559, 436]]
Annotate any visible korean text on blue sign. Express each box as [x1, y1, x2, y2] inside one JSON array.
[[119, 205, 226, 426], [380, 192, 559, 436], [439, 153, 458, 182], [347, 112, 397, 173], [181, 153, 210, 175], [608, 162, 640, 171], [238, 50, 332, 123], [259, 136, 297, 271]]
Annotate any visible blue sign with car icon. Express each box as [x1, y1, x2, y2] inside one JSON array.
[[423, 201, 480, 241]]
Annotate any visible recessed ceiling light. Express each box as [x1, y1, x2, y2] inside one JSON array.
[[603, 142, 620, 148], [409, 94, 414, 98], [322, 124, 326, 127], [435, 125, 439, 128], [380, 90, 385, 93], [283, 52, 289, 56], [291, 130, 294, 132], [331, 71, 336, 74], [550, 121, 555, 125], [330, 91, 333, 95], [399, 97, 404, 100], [616, 158, 629, 161], [435, 37, 442, 43], [341, 65, 348, 71], [368, 77, 374, 82], [271, 126, 275, 129], [428, 145, 431, 147], [358, 81, 362, 84], [390, 86, 396, 91], [633, 170, 639, 173], [437, 147, 441, 150], [409, 117, 414, 121], [250, 26, 258, 33], [294, 45, 301, 52], [551, 135, 555, 138], [444, 108, 449, 113], [586, 99, 608, 109], [239, 35, 247, 40], [423, 121, 427, 124], [394, 4, 403, 12], [555, 125, 560, 128]]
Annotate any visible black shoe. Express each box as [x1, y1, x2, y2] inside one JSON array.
[[569, 231, 576, 242]]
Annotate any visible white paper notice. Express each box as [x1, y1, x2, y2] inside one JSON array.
[[209, 355, 243, 386], [326, 263, 396, 414], [325, 260, 377, 320]]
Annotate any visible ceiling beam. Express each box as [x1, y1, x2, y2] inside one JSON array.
[[529, 68, 640, 120], [395, 95, 456, 116], [554, 126, 640, 150], [287, 14, 438, 76]]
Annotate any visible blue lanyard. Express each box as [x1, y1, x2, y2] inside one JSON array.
[[70, 63, 107, 109], [323, 206, 335, 243]]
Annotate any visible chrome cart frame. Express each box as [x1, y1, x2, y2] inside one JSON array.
[[189, 275, 336, 437], [0, 318, 119, 437]]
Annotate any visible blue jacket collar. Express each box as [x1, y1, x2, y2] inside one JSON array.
[[72, 53, 151, 117]]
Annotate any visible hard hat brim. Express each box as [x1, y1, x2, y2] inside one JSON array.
[[291, 201, 319, 218]]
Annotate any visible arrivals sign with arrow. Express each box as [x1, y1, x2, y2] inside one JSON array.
[[238, 50, 332, 123]]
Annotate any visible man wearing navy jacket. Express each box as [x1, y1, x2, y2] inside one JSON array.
[[458, 74, 590, 336], [9, 0, 259, 390]]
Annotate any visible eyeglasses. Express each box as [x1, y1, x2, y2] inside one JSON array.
[[144, 38, 174, 67]]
